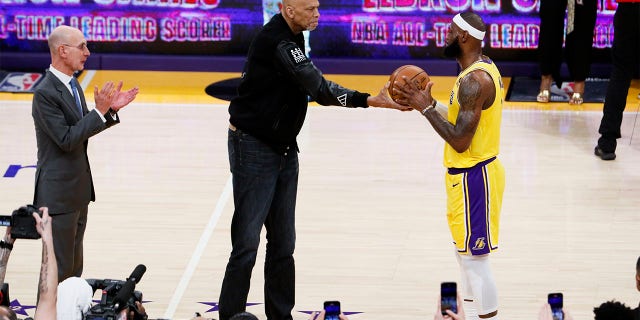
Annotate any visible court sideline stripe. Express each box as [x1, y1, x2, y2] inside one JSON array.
[[79, 70, 96, 89], [163, 175, 233, 319]]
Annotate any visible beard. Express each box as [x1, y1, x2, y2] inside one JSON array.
[[306, 21, 318, 31], [443, 38, 461, 58]]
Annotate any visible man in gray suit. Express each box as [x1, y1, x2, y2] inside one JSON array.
[[32, 25, 138, 283]]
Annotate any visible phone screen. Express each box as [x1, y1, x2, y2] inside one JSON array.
[[0, 216, 11, 227], [548, 293, 563, 320], [441, 282, 457, 315], [324, 301, 340, 320]]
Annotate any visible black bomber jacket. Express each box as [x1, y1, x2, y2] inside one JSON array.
[[228, 14, 370, 155]]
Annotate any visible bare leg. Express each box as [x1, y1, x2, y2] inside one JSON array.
[[537, 74, 553, 102], [570, 80, 585, 105]]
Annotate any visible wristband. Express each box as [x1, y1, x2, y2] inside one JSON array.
[[422, 99, 437, 115], [0, 240, 13, 251]]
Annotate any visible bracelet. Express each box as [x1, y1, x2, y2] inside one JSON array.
[[421, 99, 437, 115], [0, 240, 13, 251]]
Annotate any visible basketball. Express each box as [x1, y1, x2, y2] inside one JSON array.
[[388, 65, 429, 105]]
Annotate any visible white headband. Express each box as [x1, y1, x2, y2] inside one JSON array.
[[453, 13, 485, 40]]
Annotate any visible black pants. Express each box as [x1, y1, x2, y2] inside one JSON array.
[[538, 0, 598, 83], [51, 206, 88, 283], [597, 3, 640, 152]]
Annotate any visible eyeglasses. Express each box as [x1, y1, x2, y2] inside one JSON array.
[[62, 43, 89, 51]]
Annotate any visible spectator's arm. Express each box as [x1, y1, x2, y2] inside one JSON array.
[[0, 227, 14, 285], [33, 208, 57, 320]]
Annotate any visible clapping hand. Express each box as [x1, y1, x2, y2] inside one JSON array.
[[94, 81, 139, 114], [109, 81, 139, 112]]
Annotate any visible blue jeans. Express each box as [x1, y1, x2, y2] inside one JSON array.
[[219, 128, 298, 320]]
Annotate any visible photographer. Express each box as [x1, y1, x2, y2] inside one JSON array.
[[30, 207, 147, 320], [1, 205, 146, 320], [0, 207, 90, 320]]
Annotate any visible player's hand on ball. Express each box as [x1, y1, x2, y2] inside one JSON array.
[[393, 78, 435, 112], [368, 82, 413, 111]]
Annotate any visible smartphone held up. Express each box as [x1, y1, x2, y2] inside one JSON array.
[[441, 282, 458, 315], [548, 292, 563, 320], [324, 300, 341, 320]]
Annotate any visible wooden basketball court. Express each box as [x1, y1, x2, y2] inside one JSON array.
[[1, 71, 639, 320]]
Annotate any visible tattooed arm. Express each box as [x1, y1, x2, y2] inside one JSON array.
[[0, 227, 15, 286], [33, 207, 57, 320], [422, 70, 494, 153]]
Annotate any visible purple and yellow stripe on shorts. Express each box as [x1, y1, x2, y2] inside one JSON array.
[[448, 157, 498, 255]]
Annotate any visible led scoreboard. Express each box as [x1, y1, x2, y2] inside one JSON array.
[[0, 0, 616, 61]]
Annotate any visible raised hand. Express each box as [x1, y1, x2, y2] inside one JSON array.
[[33, 207, 52, 242], [94, 81, 139, 114], [110, 81, 139, 112], [94, 81, 116, 114]]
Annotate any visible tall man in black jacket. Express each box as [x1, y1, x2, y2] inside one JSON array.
[[218, 0, 407, 319]]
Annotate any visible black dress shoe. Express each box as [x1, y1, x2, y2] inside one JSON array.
[[594, 146, 616, 160]]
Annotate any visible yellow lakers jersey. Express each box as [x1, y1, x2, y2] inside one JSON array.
[[444, 56, 504, 168]]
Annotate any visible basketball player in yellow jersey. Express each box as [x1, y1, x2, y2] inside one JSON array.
[[394, 12, 505, 320]]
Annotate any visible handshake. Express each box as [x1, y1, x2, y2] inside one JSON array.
[[0, 205, 44, 240]]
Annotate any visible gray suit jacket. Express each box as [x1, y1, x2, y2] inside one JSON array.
[[32, 71, 119, 214]]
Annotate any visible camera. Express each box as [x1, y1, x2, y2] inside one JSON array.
[[0, 205, 42, 239], [84, 265, 147, 320], [440, 282, 457, 315], [84, 279, 144, 320]]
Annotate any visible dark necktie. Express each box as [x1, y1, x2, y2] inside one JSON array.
[[69, 79, 83, 116]]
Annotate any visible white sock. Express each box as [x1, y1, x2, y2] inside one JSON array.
[[458, 254, 499, 316], [456, 251, 480, 320]]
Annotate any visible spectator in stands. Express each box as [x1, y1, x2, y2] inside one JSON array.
[[537, 0, 597, 105], [593, 300, 634, 320]]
